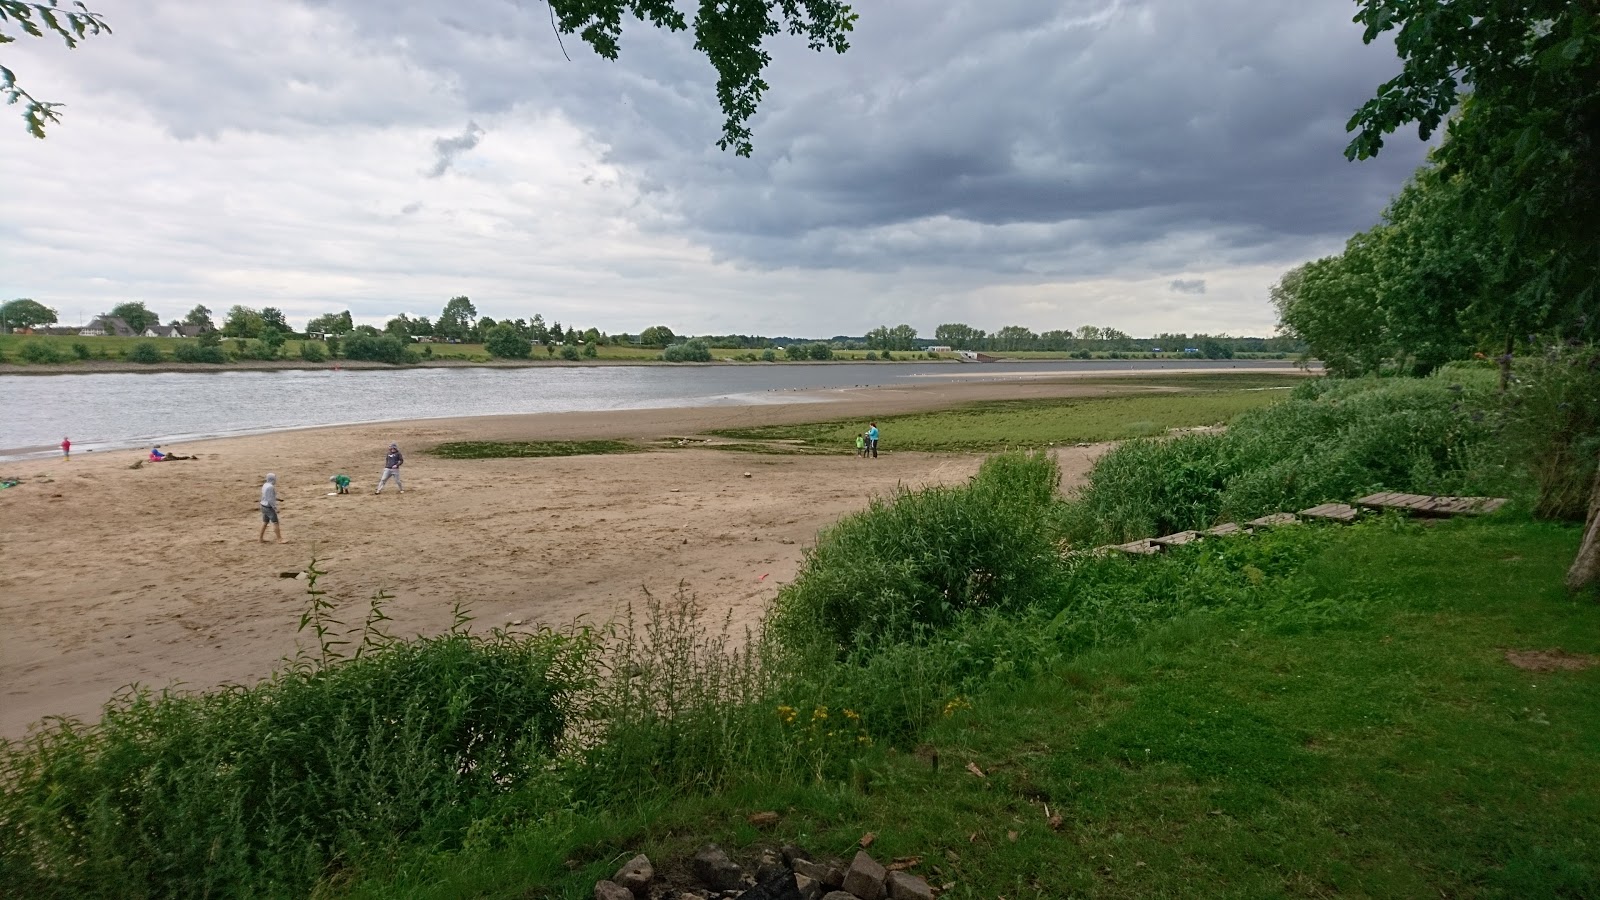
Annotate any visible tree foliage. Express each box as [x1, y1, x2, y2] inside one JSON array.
[[1, 297, 57, 330], [182, 305, 214, 330], [1, 0, 110, 137], [484, 322, 531, 359], [550, 0, 856, 156], [108, 301, 156, 335], [306, 310, 354, 336]]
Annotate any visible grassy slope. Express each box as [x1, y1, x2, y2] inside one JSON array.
[[352, 519, 1599, 899], [709, 375, 1303, 452]]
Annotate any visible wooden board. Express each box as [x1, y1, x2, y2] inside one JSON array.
[[1151, 530, 1202, 548], [1247, 512, 1300, 528], [1109, 539, 1161, 556], [1355, 493, 1508, 517], [1299, 502, 1360, 524], [1206, 523, 1244, 537]]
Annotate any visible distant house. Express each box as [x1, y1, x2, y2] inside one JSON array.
[[143, 324, 179, 338], [178, 325, 208, 338], [79, 316, 138, 337]]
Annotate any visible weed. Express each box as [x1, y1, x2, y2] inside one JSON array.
[[430, 440, 642, 459]]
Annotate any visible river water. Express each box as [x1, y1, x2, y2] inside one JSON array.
[[1, 359, 1299, 459]]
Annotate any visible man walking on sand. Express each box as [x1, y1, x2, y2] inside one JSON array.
[[259, 473, 285, 543], [867, 421, 880, 459], [376, 442, 404, 494]]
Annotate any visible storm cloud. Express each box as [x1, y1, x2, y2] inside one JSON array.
[[0, 0, 1430, 336]]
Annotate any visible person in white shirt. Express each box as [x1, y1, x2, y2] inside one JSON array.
[[259, 473, 285, 543]]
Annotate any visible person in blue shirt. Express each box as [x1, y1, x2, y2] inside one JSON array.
[[867, 422, 880, 458]]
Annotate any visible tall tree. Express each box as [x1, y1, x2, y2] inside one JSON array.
[[306, 310, 353, 335], [934, 323, 983, 350], [0, 297, 57, 331], [222, 305, 265, 339], [259, 307, 289, 333], [1344, 0, 1600, 587], [109, 301, 157, 334], [437, 296, 477, 342], [1, 1, 111, 137], [182, 304, 215, 330]]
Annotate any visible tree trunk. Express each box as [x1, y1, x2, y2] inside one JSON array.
[[1567, 451, 1600, 593]]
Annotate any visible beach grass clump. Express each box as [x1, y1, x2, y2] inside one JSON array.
[[0, 582, 597, 900], [431, 439, 641, 459], [767, 451, 1065, 652], [1058, 367, 1502, 544]]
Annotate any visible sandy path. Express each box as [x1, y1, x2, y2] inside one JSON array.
[[0, 378, 1139, 737]]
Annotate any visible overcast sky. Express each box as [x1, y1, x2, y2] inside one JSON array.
[[1, 0, 1429, 337]]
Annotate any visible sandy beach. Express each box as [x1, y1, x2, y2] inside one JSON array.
[[0, 378, 1152, 737]]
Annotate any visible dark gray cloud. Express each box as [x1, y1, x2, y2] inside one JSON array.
[[0, 0, 1435, 337], [1169, 279, 1207, 295], [425, 121, 484, 177]]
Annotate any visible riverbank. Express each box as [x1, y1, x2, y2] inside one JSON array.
[[0, 378, 1144, 737]]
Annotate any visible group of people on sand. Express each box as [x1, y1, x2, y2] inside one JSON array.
[[257, 442, 405, 544], [855, 422, 880, 458]]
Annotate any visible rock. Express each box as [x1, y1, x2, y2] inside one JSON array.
[[841, 852, 887, 900], [754, 850, 788, 885], [820, 893, 858, 900], [780, 845, 813, 866], [886, 872, 934, 900], [614, 854, 654, 896], [734, 866, 802, 900], [743, 472, 752, 478], [693, 844, 746, 893], [790, 859, 843, 889], [595, 880, 633, 900], [794, 874, 821, 900]]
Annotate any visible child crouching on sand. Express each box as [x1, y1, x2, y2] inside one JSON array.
[[329, 474, 351, 494]]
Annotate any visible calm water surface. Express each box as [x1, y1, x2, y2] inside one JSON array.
[[2, 360, 1296, 459]]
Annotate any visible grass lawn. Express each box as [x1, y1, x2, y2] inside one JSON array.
[[708, 374, 1304, 452], [348, 518, 1600, 899]]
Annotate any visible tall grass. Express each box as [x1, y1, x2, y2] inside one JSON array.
[[766, 451, 1065, 651], [1059, 368, 1501, 543], [0, 573, 597, 899], [1496, 343, 1600, 520]]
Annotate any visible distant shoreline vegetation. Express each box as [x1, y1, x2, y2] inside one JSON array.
[[0, 334, 1296, 373]]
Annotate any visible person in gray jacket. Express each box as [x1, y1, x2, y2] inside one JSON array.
[[376, 443, 405, 494], [259, 473, 285, 543]]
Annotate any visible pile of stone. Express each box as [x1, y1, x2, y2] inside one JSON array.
[[594, 843, 935, 900]]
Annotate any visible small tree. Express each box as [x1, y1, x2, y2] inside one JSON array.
[[484, 323, 531, 359], [109, 302, 157, 334], [126, 342, 163, 364]]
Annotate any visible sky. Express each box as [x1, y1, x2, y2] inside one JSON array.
[[0, 0, 1431, 338]]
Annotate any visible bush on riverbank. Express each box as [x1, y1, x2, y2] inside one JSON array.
[[1058, 367, 1503, 544]]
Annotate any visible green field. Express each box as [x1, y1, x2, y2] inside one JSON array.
[[709, 374, 1303, 452], [345, 519, 1598, 900]]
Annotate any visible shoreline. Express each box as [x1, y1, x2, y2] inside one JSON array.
[[0, 355, 1299, 377], [0, 376, 1187, 738], [1, 363, 1314, 461]]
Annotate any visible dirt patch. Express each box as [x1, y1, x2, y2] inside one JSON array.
[[1503, 649, 1600, 672]]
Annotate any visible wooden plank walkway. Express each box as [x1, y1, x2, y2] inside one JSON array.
[[1354, 492, 1508, 517], [1206, 523, 1244, 537], [1299, 502, 1361, 524], [1247, 512, 1300, 529], [1109, 539, 1161, 556], [1150, 530, 1202, 549]]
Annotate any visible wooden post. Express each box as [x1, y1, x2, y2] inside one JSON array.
[[1566, 449, 1600, 593]]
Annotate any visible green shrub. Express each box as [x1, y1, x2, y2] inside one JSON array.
[[808, 342, 834, 361], [484, 323, 531, 359], [768, 451, 1064, 652], [865, 351, 878, 361], [173, 334, 228, 364], [662, 340, 712, 362], [1496, 344, 1600, 520], [560, 344, 581, 361], [18, 342, 68, 364], [761, 348, 777, 362], [71, 343, 91, 360], [125, 342, 164, 364], [1060, 369, 1500, 544], [343, 332, 411, 364], [298, 340, 327, 363], [0, 585, 597, 899], [583, 342, 598, 358]]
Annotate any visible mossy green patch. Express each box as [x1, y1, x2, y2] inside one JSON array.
[[430, 439, 642, 459]]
